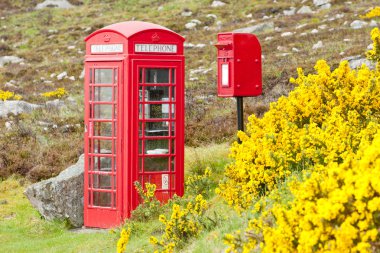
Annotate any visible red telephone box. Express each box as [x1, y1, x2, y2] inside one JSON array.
[[83, 21, 185, 228]]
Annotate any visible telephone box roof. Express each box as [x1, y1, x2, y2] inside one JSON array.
[[85, 21, 185, 41]]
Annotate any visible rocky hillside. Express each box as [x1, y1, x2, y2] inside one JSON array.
[[0, 0, 378, 181]]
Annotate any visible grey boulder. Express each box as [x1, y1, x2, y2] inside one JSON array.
[[0, 100, 41, 118], [233, 21, 274, 34], [24, 155, 84, 227]]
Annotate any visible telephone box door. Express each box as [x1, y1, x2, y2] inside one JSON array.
[[84, 61, 123, 228], [132, 60, 184, 207]]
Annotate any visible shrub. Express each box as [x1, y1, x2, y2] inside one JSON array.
[[131, 182, 162, 221], [41, 87, 67, 99], [0, 89, 22, 101], [117, 227, 131, 253], [221, 27, 380, 252]]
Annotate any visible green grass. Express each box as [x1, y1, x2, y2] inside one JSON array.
[[0, 177, 116, 253]]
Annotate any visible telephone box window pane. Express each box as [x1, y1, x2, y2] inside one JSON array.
[[144, 157, 169, 171], [171, 87, 175, 101], [171, 122, 175, 136], [171, 139, 175, 154], [93, 192, 111, 207], [95, 69, 113, 84], [94, 104, 113, 119], [139, 68, 143, 83], [171, 157, 175, 171], [171, 69, 175, 84], [145, 68, 169, 83], [147, 104, 170, 119], [89, 69, 93, 84], [92, 139, 115, 154], [145, 86, 169, 101], [93, 156, 112, 171], [145, 139, 169, 154], [93, 174, 111, 189], [89, 86, 93, 101], [139, 157, 143, 172], [145, 121, 169, 137], [114, 68, 118, 83], [221, 64, 229, 87], [93, 122, 112, 137], [94, 87, 113, 102]]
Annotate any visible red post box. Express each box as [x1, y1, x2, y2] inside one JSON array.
[[215, 33, 262, 97], [83, 21, 185, 228]]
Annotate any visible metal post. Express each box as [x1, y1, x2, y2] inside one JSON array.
[[236, 96, 244, 143]]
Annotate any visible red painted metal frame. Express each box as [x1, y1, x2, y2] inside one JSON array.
[[84, 21, 185, 228]]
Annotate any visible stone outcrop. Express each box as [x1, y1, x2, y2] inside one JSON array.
[[0, 100, 41, 118], [24, 155, 84, 227]]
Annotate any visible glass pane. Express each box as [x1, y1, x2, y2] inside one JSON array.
[[145, 86, 169, 101], [89, 86, 93, 101], [93, 174, 111, 189], [145, 121, 169, 136], [171, 122, 175, 136], [94, 87, 113, 102], [171, 69, 175, 84], [144, 157, 169, 171], [114, 68, 118, 83], [112, 192, 116, 208], [95, 69, 113, 84], [171, 138, 175, 154], [92, 139, 115, 154], [146, 104, 170, 119], [139, 68, 143, 83], [171, 87, 175, 101], [171, 157, 175, 171], [93, 192, 111, 207], [145, 139, 169, 154], [89, 69, 93, 83], [93, 121, 113, 137], [94, 104, 113, 119], [145, 68, 169, 83], [93, 156, 113, 171], [139, 87, 147, 102]]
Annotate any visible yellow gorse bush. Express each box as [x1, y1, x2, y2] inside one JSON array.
[[150, 194, 208, 252], [117, 227, 131, 253], [216, 28, 380, 213], [221, 28, 380, 252], [41, 87, 67, 99], [361, 6, 380, 19], [0, 90, 22, 101]]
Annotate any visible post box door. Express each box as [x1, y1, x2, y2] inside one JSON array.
[[84, 61, 123, 228], [133, 61, 182, 203]]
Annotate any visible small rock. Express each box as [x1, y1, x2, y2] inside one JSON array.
[[206, 14, 217, 19], [318, 24, 327, 29], [35, 0, 74, 10], [185, 22, 197, 30], [368, 44, 374, 50], [277, 46, 287, 51], [312, 41, 323, 50], [181, 11, 192, 17], [184, 43, 195, 48], [311, 29, 319, 34], [211, 0, 226, 7], [281, 32, 294, 37], [46, 99, 65, 108], [292, 48, 300, 52], [344, 55, 376, 70], [343, 38, 351, 42], [5, 121, 12, 130], [67, 45, 75, 50], [336, 13, 344, 19], [283, 7, 296, 16], [50, 73, 56, 78], [369, 20, 378, 27], [313, 0, 330, 6], [157, 6, 163, 11], [57, 71, 67, 80], [350, 20, 367, 29], [246, 13, 253, 18], [69, 76, 75, 81], [296, 24, 307, 30], [320, 3, 331, 9], [0, 101, 41, 118], [233, 21, 274, 34], [0, 56, 24, 67], [297, 6, 314, 14], [265, 36, 273, 41], [195, 44, 206, 48], [262, 15, 271, 19]]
